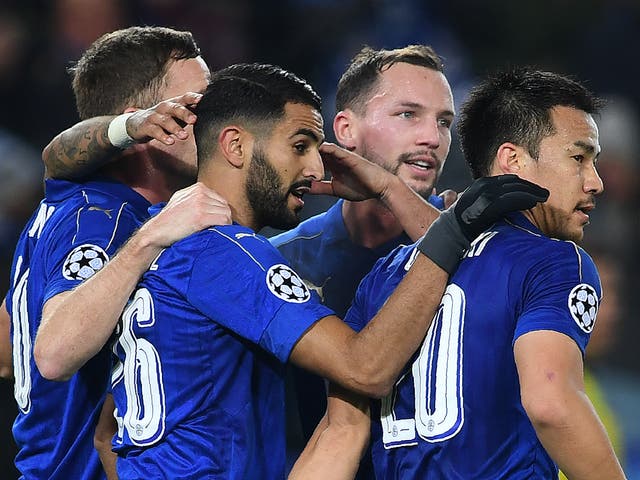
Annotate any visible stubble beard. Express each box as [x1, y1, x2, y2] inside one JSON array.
[[246, 149, 301, 231], [360, 144, 438, 200]]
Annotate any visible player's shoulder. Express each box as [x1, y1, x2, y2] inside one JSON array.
[[174, 224, 277, 261], [269, 201, 342, 248], [209, 224, 273, 249], [495, 214, 582, 258], [367, 241, 417, 283], [496, 215, 598, 283], [46, 178, 149, 220], [81, 179, 149, 213]]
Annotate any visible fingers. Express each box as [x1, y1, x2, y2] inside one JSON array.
[[500, 180, 549, 202], [499, 191, 549, 210], [167, 182, 229, 209], [319, 143, 344, 169], [169, 91, 203, 108], [309, 180, 335, 196], [319, 142, 362, 166], [128, 92, 203, 145], [319, 142, 341, 156], [466, 175, 548, 203], [439, 189, 458, 209]]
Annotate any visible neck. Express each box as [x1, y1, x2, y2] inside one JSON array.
[[199, 161, 259, 231], [342, 198, 404, 249], [101, 150, 190, 205]]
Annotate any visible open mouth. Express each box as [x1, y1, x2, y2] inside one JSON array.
[[288, 182, 312, 208], [576, 203, 595, 214], [403, 153, 438, 174], [290, 185, 310, 199], [575, 203, 595, 223], [407, 161, 433, 171]]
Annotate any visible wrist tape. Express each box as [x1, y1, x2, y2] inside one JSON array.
[[107, 112, 136, 149]]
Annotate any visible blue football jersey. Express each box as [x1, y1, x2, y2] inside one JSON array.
[[271, 199, 416, 318], [6, 178, 150, 480], [271, 196, 441, 476], [345, 212, 601, 479], [110, 224, 334, 479]]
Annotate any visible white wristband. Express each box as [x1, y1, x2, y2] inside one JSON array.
[[107, 112, 136, 149]]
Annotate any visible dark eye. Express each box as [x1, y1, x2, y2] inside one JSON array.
[[294, 143, 308, 154], [438, 117, 452, 129], [573, 155, 585, 163]]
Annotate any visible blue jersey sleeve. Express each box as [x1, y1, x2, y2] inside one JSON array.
[[515, 243, 601, 354], [43, 202, 142, 304], [427, 193, 445, 210], [343, 275, 372, 334], [185, 227, 334, 362]]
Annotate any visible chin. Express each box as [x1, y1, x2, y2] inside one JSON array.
[[271, 213, 300, 231], [408, 183, 435, 200], [563, 228, 585, 243]]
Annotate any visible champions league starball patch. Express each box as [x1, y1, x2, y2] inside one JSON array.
[[266, 264, 311, 303], [62, 244, 109, 281], [567, 283, 598, 333]]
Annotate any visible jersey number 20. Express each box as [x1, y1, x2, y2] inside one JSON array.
[[381, 283, 465, 448]]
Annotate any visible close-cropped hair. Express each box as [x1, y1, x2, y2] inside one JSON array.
[[458, 67, 603, 179], [70, 26, 201, 119], [335, 44, 444, 114], [194, 63, 321, 164]]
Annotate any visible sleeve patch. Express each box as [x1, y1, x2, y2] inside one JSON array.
[[568, 283, 598, 333], [265, 264, 310, 303], [62, 244, 109, 280]]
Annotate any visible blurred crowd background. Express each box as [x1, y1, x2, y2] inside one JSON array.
[[1, 0, 639, 478]]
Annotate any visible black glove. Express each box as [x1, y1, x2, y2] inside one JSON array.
[[417, 175, 549, 274]]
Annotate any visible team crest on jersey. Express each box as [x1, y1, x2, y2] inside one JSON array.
[[62, 244, 109, 281], [266, 264, 311, 303], [567, 283, 598, 333]]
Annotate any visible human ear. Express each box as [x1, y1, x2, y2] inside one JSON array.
[[495, 142, 525, 174], [333, 110, 358, 151], [218, 126, 248, 168]]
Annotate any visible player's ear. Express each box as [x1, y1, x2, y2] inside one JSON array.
[[495, 142, 526, 174], [218, 126, 248, 168], [334, 109, 358, 151]]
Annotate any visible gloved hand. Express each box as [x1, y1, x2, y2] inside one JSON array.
[[417, 174, 549, 274]]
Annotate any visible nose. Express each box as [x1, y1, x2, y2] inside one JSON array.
[[417, 117, 441, 148], [585, 162, 604, 195], [303, 150, 324, 182]]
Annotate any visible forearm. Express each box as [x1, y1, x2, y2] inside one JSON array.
[[98, 444, 119, 480], [36, 229, 163, 380], [0, 298, 13, 380], [533, 391, 625, 479], [292, 253, 448, 397], [94, 394, 119, 480], [289, 385, 370, 479], [43, 116, 119, 179], [379, 175, 440, 241], [353, 253, 448, 395]]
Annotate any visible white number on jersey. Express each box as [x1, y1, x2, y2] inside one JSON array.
[[11, 256, 32, 414], [112, 288, 166, 446], [381, 283, 465, 448]]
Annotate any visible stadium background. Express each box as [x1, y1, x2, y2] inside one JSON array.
[[0, 0, 638, 478]]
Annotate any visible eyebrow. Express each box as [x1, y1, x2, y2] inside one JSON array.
[[573, 140, 600, 157], [398, 101, 455, 117], [291, 128, 325, 144]]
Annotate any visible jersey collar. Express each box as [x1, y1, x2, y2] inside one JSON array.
[[45, 177, 151, 211]]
